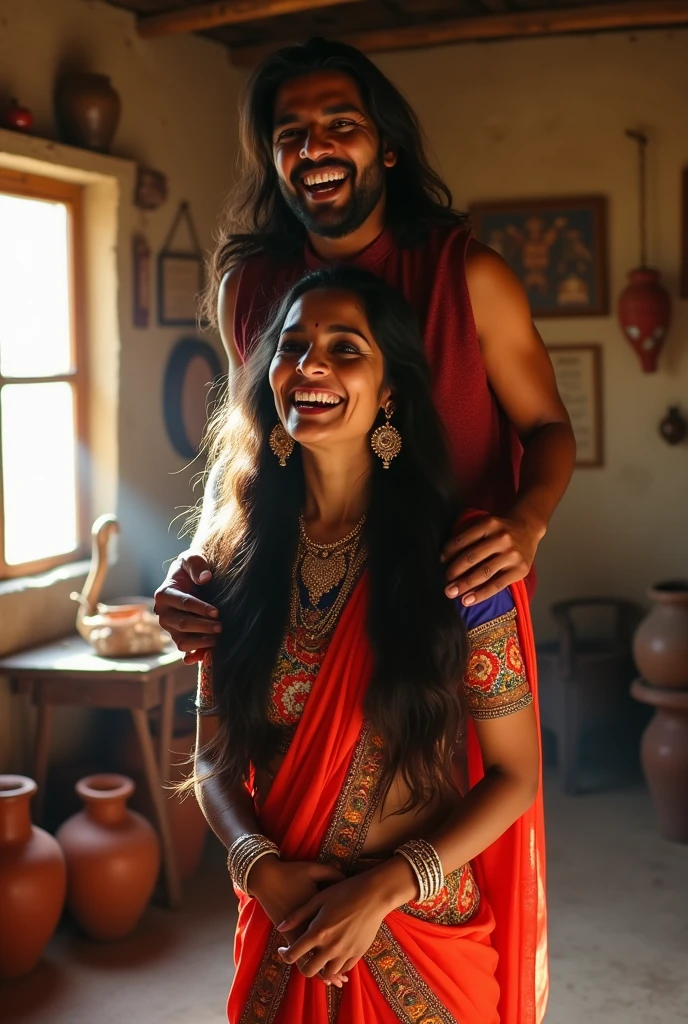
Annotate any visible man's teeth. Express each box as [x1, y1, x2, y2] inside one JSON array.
[[294, 391, 341, 405], [303, 170, 347, 187]]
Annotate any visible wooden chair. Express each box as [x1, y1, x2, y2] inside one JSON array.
[[537, 597, 647, 794]]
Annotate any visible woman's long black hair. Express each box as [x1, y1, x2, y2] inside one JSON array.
[[198, 266, 467, 811], [200, 36, 467, 329]]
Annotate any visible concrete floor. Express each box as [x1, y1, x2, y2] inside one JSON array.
[[2, 781, 687, 1024]]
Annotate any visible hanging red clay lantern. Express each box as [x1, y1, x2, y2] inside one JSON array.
[[617, 130, 671, 373]]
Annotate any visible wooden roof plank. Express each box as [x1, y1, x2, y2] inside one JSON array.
[[229, 0, 688, 64], [138, 0, 364, 38]]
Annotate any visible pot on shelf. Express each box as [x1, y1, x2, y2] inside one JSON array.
[[54, 73, 121, 152], [0, 776, 66, 978], [56, 774, 160, 941]]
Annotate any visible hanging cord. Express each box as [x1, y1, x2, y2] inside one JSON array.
[[626, 129, 648, 268]]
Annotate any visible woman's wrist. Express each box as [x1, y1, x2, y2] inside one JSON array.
[[368, 854, 421, 915], [245, 851, 281, 899]]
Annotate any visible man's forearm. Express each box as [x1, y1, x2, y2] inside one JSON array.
[[511, 421, 576, 536]]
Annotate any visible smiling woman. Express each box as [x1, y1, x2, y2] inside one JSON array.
[[183, 265, 546, 1024]]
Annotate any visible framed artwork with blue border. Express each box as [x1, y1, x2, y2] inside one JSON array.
[[470, 196, 609, 317]]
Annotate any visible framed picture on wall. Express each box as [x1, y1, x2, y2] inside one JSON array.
[[681, 168, 688, 298], [547, 343, 604, 467], [471, 196, 609, 317]]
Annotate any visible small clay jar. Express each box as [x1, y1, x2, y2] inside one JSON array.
[[55, 73, 121, 152], [0, 776, 66, 978], [56, 774, 160, 941], [633, 581, 688, 689]]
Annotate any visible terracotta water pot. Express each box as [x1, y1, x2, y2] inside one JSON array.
[[56, 774, 160, 941], [55, 73, 121, 152], [0, 776, 66, 978], [632, 681, 688, 843], [633, 581, 688, 690]]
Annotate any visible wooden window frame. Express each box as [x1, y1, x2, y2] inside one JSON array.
[[0, 168, 90, 579]]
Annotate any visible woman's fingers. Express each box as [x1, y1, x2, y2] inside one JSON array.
[[277, 894, 322, 934], [180, 553, 214, 586], [321, 956, 349, 982]]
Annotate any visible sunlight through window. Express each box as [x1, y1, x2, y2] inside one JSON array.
[[0, 174, 85, 575]]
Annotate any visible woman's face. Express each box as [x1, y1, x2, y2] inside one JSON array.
[[269, 287, 390, 453]]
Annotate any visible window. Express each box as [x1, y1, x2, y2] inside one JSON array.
[[0, 169, 88, 578]]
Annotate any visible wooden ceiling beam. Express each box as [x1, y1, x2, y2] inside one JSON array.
[[230, 0, 688, 65], [138, 0, 363, 39]]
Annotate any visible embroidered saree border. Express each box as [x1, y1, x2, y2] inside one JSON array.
[[364, 923, 458, 1024], [238, 930, 292, 1024], [319, 724, 386, 872], [237, 725, 386, 1024]]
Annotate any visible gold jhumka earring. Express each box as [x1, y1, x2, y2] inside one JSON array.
[[269, 422, 294, 466], [370, 400, 402, 469]]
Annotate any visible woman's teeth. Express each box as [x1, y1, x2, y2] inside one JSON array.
[[293, 391, 341, 407]]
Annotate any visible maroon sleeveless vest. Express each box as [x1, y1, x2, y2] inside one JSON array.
[[233, 225, 521, 516]]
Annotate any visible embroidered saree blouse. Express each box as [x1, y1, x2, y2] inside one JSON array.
[[196, 587, 532, 727]]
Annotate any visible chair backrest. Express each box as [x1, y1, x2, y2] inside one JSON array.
[[550, 598, 643, 678]]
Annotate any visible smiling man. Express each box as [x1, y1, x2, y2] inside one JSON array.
[[154, 36, 575, 660]]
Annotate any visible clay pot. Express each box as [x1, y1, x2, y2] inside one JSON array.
[[0, 776, 66, 978], [56, 774, 160, 941], [122, 721, 208, 881], [617, 267, 672, 373], [633, 581, 688, 689], [55, 73, 121, 152], [632, 681, 688, 843]]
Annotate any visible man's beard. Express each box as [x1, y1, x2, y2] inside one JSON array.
[[278, 155, 385, 239]]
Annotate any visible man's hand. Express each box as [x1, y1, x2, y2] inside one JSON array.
[[153, 552, 221, 664], [441, 513, 544, 606]]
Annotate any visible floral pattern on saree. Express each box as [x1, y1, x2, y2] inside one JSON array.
[[464, 609, 532, 720], [365, 923, 458, 1024]]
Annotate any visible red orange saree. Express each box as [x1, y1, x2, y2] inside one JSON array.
[[225, 575, 547, 1024]]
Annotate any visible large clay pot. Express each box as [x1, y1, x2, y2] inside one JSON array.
[[55, 73, 121, 152], [633, 581, 688, 689], [56, 774, 160, 941], [0, 776, 66, 978], [632, 681, 688, 843]]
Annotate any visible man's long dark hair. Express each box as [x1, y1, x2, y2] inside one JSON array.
[[197, 266, 467, 811], [200, 37, 466, 329]]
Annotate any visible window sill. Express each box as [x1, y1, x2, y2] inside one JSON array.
[[0, 558, 90, 598]]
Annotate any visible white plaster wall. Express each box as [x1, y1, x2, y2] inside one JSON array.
[[372, 28, 688, 638]]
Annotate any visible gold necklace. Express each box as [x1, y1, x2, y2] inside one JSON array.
[[290, 514, 367, 644], [298, 514, 366, 606]]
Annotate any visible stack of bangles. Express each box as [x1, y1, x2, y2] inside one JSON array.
[[227, 833, 280, 895], [394, 838, 445, 902]]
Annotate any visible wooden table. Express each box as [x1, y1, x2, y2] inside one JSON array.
[[0, 635, 197, 909]]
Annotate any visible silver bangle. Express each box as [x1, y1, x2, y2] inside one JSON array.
[[394, 838, 445, 902], [227, 833, 280, 894]]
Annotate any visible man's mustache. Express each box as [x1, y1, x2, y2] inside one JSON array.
[[290, 158, 356, 187]]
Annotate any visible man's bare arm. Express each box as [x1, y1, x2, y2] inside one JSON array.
[[443, 240, 576, 603]]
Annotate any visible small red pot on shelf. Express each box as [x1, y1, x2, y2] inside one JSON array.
[[2, 98, 33, 133]]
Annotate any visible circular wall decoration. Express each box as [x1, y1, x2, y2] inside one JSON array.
[[163, 337, 223, 458]]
